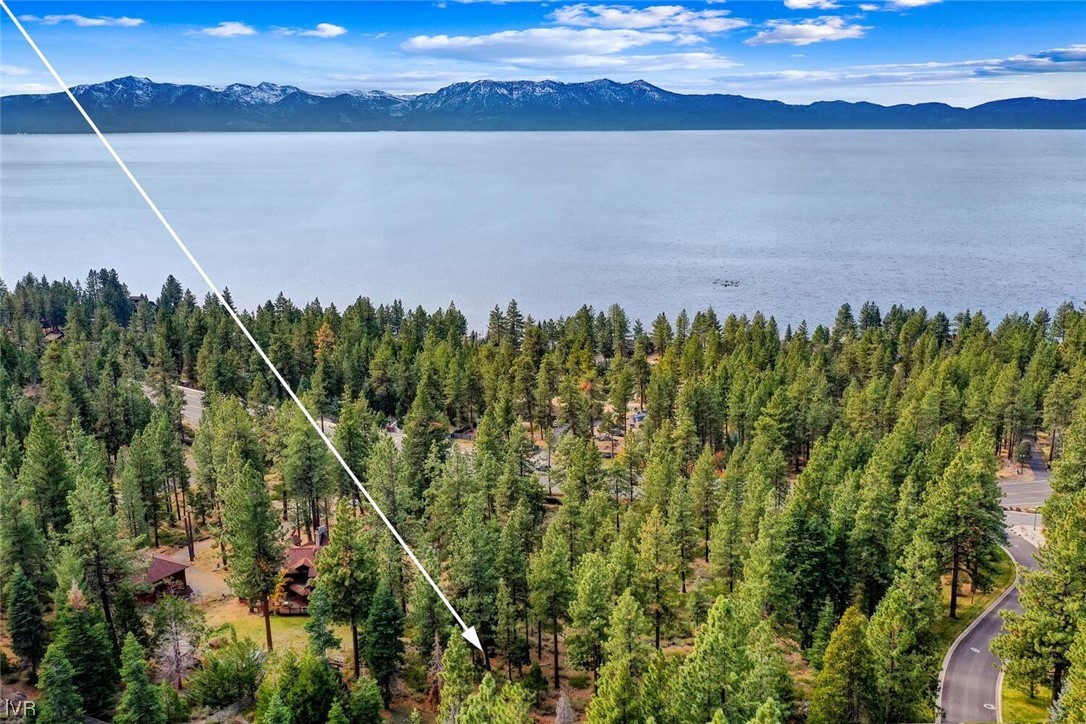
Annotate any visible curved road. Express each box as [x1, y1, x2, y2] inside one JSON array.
[[938, 452, 1050, 723]]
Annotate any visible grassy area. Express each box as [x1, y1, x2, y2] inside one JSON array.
[[204, 601, 348, 654], [933, 547, 1016, 652], [1002, 678, 1051, 723]]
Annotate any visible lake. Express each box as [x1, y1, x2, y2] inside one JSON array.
[[2, 131, 1083, 328]]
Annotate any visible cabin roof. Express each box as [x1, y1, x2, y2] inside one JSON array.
[[283, 544, 323, 573], [140, 555, 190, 585]]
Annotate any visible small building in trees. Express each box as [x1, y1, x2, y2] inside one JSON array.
[[134, 554, 192, 603], [277, 536, 326, 615]]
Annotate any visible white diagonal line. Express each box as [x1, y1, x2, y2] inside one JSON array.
[[0, 2, 481, 650]]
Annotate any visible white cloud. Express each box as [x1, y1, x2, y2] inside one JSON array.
[[745, 16, 868, 46], [0, 64, 34, 76], [975, 44, 1086, 76], [713, 45, 1086, 88], [275, 23, 347, 39], [784, 0, 841, 10], [0, 82, 56, 94], [328, 70, 468, 86], [510, 50, 736, 71], [550, 4, 748, 33], [402, 26, 739, 72], [19, 14, 144, 27], [199, 21, 258, 38], [859, 0, 940, 11], [404, 27, 680, 60]]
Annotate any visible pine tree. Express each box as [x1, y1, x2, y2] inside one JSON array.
[[117, 446, 150, 542], [735, 508, 793, 625], [35, 643, 84, 724], [262, 692, 293, 724], [458, 672, 533, 723], [221, 447, 285, 650], [530, 520, 574, 688], [315, 498, 377, 677], [349, 674, 385, 724], [65, 465, 131, 651], [920, 429, 1005, 619], [777, 432, 838, 644], [266, 651, 341, 724], [115, 633, 167, 724], [332, 394, 379, 508], [866, 535, 941, 722], [6, 564, 45, 679], [0, 484, 51, 600], [741, 620, 793, 717], [994, 403, 1086, 699], [159, 681, 189, 724], [641, 648, 678, 722], [52, 582, 119, 717], [364, 582, 405, 706], [281, 403, 331, 540], [585, 589, 648, 724], [327, 700, 350, 724], [689, 446, 719, 561], [1050, 399, 1086, 496], [808, 605, 878, 724], [439, 631, 476, 723], [123, 430, 161, 546], [807, 598, 836, 670], [400, 381, 449, 506], [670, 594, 749, 723], [636, 507, 677, 649], [410, 547, 454, 654], [1054, 623, 1086, 723], [639, 429, 680, 516], [449, 494, 500, 662], [748, 697, 787, 724], [427, 450, 478, 555], [667, 479, 698, 594], [304, 584, 341, 657], [567, 552, 611, 688], [186, 635, 262, 709], [495, 578, 523, 680], [708, 465, 744, 593], [17, 408, 74, 536]]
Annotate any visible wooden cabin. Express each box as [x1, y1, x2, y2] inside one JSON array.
[[277, 542, 324, 615], [135, 554, 192, 603]]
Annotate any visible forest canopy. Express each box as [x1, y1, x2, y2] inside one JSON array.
[[1, 269, 1084, 723]]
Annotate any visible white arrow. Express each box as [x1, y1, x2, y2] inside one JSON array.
[[0, 2, 483, 652]]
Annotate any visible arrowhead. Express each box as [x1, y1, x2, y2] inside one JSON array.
[[462, 626, 483, 651]]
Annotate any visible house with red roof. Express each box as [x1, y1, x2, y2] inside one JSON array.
[[134, 554, 192, 603]]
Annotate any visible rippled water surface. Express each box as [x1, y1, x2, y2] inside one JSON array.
[[3, 130, 1083, 326]]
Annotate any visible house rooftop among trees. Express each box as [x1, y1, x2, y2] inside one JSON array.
[[133, 554, 191, 603]]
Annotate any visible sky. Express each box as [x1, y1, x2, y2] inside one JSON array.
[[0, 1, 1084, 105]]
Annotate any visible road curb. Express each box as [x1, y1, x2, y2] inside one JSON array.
[[936, 545, 1021, 722], [996, 667, 1005, 722], [994, 535, 1039, 723]]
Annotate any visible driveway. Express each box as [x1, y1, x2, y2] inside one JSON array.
[[938, 450, 1051, 722]]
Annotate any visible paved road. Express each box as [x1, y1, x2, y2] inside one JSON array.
[[178, 385, 205, 427], [938, 451, 1050, 723]]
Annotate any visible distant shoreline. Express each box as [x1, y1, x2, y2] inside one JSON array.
[[3, 76, 1083, 133]]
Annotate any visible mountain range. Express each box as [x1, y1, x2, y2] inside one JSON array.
[[2, 76, 1083, 132]]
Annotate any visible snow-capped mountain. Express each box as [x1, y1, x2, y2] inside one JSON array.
[[2, 76, 1083, 133]]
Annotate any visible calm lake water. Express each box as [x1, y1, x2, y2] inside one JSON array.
[[2, 131, 1083, 328]]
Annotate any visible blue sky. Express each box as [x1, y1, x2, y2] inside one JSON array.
[[1, 2, 1084, 104]]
